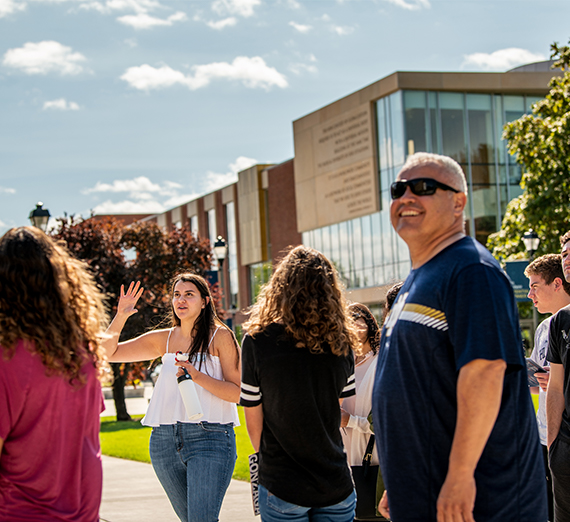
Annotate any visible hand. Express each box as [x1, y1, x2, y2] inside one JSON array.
[[117, 281, 144, 318], [340, 409, 350, 428], [175, 360, 199, 380], [436, 474, 476, 522], [535, 371, 550, 392], [378, 490, 390, 519]]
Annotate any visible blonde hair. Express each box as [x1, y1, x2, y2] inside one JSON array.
[[0, 227, 108, 383], [244, 246, 356, 356]]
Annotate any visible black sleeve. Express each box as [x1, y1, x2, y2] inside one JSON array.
[[240, 334, 262, 407]]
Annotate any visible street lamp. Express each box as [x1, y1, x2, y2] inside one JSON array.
[[522, 229, 541, 337], [522, 229, 540, 260], [213, 236, 228, 310], [29, 202, 51, 232]]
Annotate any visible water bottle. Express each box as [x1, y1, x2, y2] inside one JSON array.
[[175, 353, 203, 421]]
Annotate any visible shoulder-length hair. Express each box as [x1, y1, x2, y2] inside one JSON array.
[[244, 246, 356, 356], [348, 302, 380, 355], [167, 272, 239, 369], [0, 227, 108, 383]]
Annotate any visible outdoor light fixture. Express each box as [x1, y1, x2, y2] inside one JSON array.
[[29, 202, 51, 232], [522, 229, 540, 260], [213, 236, 228, 267]]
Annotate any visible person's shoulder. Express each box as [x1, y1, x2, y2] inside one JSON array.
[[551, 304, 570, 325]]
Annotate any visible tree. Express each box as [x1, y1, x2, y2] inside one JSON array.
[[487, 41, 570, 260], [51, 217, 214, 420]]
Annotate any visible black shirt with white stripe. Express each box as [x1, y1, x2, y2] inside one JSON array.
[[240, 322, 355, 508]]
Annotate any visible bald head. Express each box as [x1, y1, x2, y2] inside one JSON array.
[[399, 153, 468, 194]]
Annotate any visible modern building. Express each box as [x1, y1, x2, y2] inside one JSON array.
[[123, 62, 557, 328]]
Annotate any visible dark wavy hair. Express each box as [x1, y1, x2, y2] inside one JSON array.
[[167, 272, 239, 369], [244, 246, 357, 356], [348, 303, 380, 355], [0, 227, 107, 383]]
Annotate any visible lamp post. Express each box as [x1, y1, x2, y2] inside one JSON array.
[[29, 202, 51, 232], [213, 236, 228, 310], [522, 229, 541, 336]]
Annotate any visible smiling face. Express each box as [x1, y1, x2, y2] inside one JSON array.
[[172, 280, 207, 322], [390, 164, 466, 260], [354, 317, 369, 345]]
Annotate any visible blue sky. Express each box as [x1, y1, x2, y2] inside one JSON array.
[[0, 0, 568, 231]]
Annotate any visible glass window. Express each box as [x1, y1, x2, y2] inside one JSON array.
[[389, 92, 405, 169], [249, 262, 272, 304], [190, 215, 198, 237], [428, 91, 439, 154], [207, 208, 217, 269], [404, 90, 427, 157], [339, 221, 350, 286], [225, 202, 239, 308], [439, 92, 467, 163]]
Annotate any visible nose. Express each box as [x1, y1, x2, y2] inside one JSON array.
[[527, 288, 534, 299]]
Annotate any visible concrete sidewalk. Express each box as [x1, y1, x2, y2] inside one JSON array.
[[100, 455, 258, 522], [100, 396, 258, 521]]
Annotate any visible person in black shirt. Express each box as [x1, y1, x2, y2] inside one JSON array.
[[547, 230, 570, 522], [240, 246, 357, 522]]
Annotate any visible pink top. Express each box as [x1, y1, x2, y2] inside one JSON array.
[[0, 340, 104, 522]]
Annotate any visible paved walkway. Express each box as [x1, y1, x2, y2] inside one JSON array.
[[100, 456, 258, 522], [100, 396, 258, 522]]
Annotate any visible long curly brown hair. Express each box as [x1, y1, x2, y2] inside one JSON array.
[[348, 302, 380, 354], [244, 246, 357, 356], [0, 227, 108, 383]]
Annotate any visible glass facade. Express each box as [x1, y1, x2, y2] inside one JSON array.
[[225, 201, 239, 308], [249, 261, 272, 304], [303, 89, 540, 291], [207, 208, 218, 270]]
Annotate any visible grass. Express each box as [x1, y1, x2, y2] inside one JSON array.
[[100, 407, 255, 481]]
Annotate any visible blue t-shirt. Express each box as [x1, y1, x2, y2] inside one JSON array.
[[373, 237, 546, 522]]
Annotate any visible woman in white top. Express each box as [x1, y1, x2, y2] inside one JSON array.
[[103, 273, 241, 522], [340, 302, 380, 472]]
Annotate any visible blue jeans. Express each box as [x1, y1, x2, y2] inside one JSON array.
[[149, 422, 237, 522], [258, 484, 356, 522]]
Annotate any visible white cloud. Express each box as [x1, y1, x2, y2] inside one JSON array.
[[331, 24, 354, 35], [289, 21, 311, 33], [92, 199, 166, 214], [212, 0, 260, 18], [2, 41, 86, 75], [0, 186, 16, 194], [284, 0, 300, 8], [117, 10, 186, 29], [462, 48, 546, 71], [0, 0, 26, 18], [124, 37, 138, 47], [206, 16, 236, 29], [289, 53, 317, 75], [85, 176, 197, 215], [204, 156, 257, 192], [121, 56, 288, 91], [383, 0, 430, 10], [80, 0, 162, 14], [43, 98, 80, 110]]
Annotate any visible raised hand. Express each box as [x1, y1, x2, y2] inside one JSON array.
[[117, 281, 144, 318]]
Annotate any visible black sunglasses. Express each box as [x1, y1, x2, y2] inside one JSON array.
[[390, 178, 460, 200]]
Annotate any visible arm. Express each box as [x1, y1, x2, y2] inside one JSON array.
[[378, 490, 390, 519], [0, 436, 3, 458], [436, 358, 506, 522], [176, 328, 241, 403], [102, 282, 164, 363], [546, 363, 565, 447], [244, 404, 263, 452], [340, 409, 373, 434]]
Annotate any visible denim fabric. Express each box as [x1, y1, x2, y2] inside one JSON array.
[[258, 484, 356, 522], [149, 422, 237, 522]]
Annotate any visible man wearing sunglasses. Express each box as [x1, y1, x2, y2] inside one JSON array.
[[373, 152, 546, 522]]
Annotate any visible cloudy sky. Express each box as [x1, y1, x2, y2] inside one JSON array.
[[0, 0, 567, 230]]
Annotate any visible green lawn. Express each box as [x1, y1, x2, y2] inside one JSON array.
[[100, 407, 254, 481]]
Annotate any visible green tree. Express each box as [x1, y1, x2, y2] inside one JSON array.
[[487, 41, 570, 260]]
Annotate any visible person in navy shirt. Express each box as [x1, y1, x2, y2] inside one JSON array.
[[373, 152, 546, 522]]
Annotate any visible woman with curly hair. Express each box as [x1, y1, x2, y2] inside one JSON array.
[[103, 273, 240, 522], [240, 245, 358, 522], [0, 227, 107, 521]]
